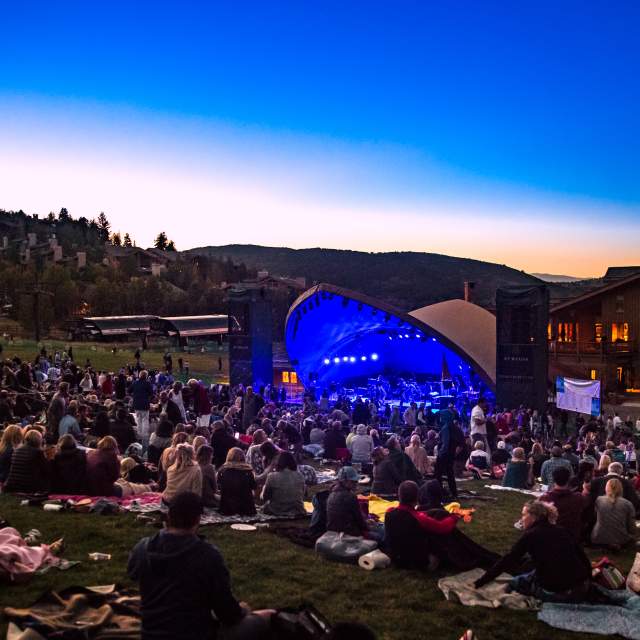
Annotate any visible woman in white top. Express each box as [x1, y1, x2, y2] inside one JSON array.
[[168, 381, 187, 422], [79, 372, 94, 392]]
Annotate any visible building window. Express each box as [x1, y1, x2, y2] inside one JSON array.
[[616, 295, 624, 313], [290, 371, 298, 384], [557, 322, 576, 342], [612, 322, 629, 342], [282, 371, 290, 383], [617, 367, 624, 384], [547, 322, 552, 340], [590, 369, 597, 380], [594, 322, 603, 343]]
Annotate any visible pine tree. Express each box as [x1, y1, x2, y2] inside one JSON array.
[[166, 239, 176, 251], [154, 232, 168, 250], [96, 212, 111, 243], [111, 232, 122, 246], [123, 233, 133, 247]]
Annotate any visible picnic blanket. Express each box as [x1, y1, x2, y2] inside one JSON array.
[[438, 568, 539, 610], [4, 585, 140, 639], [48, 493, 162, 508], [538, 588, 640, 639], [484, 485, 544, 498]]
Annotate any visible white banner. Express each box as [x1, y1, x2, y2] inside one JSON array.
[[556, 377, 601, 416]]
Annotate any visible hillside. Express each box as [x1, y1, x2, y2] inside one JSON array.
[[184, 244, 557, 310]]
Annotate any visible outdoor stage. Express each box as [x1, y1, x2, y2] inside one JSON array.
[[284, 283, 497, 413]]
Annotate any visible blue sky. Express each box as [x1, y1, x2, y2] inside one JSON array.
[[0, 1, 638, 275]]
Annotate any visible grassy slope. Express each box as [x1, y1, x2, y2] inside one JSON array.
[[1, 483, 635, 640], [0, 339, 228, 384]]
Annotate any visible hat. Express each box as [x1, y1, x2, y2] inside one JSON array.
[[497, 441, 506, 449], [337, 466, 359, 482]]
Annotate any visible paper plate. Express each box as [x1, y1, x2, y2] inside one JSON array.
[[230, 523, 257, 531]]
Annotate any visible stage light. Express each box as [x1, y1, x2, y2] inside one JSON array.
[[398, 334, 403, 339], [342, 356, 349, 362], [371, 353, 379, 361], [404, 334, 409, 338], [323, 358, 330, 365], [431, 338, 437, 342], [388, 336, 393, 340], [333, 357, 340, 364], [361, 356, 367, 361], [349, 356, 356, 363]]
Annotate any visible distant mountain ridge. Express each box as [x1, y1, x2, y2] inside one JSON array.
[[184, 244, 564, 310], [531, 273, 586, 283]]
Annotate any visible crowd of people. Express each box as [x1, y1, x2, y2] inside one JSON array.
[[1, 345, 640, 637]]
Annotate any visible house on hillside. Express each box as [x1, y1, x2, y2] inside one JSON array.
[[104, 245, 175, 275], [549, 267, 640, 396]]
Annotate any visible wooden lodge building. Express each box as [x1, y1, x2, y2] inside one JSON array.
[[549, 267, 640, 397]]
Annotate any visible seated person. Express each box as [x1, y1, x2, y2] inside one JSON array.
[[386, 436, 421, 484], [148, 419, 174, 466], [349, 424, 374, 465], [475, 500, 591, 602], [540, 466, 587, 542], [110, 408, 138, 455], [86, 435, 121, 496], [51, 434, 87, 494], [491, 440, 510, 466], [3, 428, 50, 494], [591, 478, 637, 550], [197, 445, 218, 508], [385, 481, 497, 571], [502, 447, 531, 489], [261, 452, 306, 517], [128, 491, 272, 640], [245, 429, 268, 474], [371, 446, 402, 497], [405, 435, 432, 476], [326, 466, 369, 537], [466, 441, 491, 472], [217, 447, 257, 516], [58, 403, 82, 440], [0, 424, 23, 484], [589, 462, 640, 514], [540, 446, 573, 487], [162, 444, 202, 505]]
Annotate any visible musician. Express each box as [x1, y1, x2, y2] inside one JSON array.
[[403, 402, 418, 428]]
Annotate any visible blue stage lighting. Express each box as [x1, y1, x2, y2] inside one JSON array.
[[342, 356, 349, 362], [361, 355, 367, 361], [333, 357, 340, 364], [404, 334, 410, 338], [323, 358, 331, 365], [388, 336, 393, 340], [349, 356, 356, 363], [371, 353, 379, 361], [398, 334, 403, 339]]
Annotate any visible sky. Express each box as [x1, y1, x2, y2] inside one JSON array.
[[0, 1, 638, 277]]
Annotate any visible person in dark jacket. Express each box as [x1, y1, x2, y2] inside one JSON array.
[[371, 447, 402, 496], [0, 391, 15, 424], [132, 371, 154, 448], [110, 408, 138, 454], [326, 466, 368, 537], [51, 434, 87, 494], [435, 417, 464, 498], [86, 436, 121, 496], [128, 492, 272, 640], [540, 466, 588, 542], [211, 421, 245, 468], [3, 429, 50, 493], [323, 421, 347, 460], [386, 436, 420, 484], [475, 500, 592, 601], [114, 372, 127, 400], [386, 481, 497, 571], [91, 410, 112, 438], [217, 448, 256, 516]]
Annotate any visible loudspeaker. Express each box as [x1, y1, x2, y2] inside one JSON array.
[[496, 285, 549, 411], [228, 287, 273, 389]]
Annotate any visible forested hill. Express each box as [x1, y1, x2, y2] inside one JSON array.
[[184, 244, 555, 310]]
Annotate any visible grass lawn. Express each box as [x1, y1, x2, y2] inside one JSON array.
[[1, 483, 635, 640], [0, 338, 229, 385]]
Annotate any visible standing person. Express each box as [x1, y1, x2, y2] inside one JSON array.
[[435, 418, 463, 499], [189, 379, 211, 428], [470, 397, 490, 462], [132, 370, 154, 451], [128, 492, 272, 640]]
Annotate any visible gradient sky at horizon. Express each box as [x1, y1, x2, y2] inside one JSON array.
[[1, 1, 638, 277]]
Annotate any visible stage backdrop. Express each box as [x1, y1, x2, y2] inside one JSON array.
[[556, 377, 601, 416]]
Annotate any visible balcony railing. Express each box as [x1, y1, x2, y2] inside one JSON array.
[[549, 340, 636, 358]]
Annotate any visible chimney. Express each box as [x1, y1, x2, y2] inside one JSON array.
[[464, 281, 475, 302]]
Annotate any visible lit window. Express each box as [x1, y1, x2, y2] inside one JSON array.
[[590, 369, 597, 380], [547, 322, 552, 340], [612, 323, 629, 342], [617, 367, 623, 383], [282, 371, 290, 383], [291, 372, 298, 384], [594, 323, 603, 343]]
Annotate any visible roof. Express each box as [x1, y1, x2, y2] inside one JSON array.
[[603, 266, 640, 283], [80, 316, 154, 335], [285, 283, 496, 390], [150, 315, 229, 337], [551, 271, 640, 313], [410, 299, 497, 384]]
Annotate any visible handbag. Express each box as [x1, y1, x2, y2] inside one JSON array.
[[592, 557, 626, 590]]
